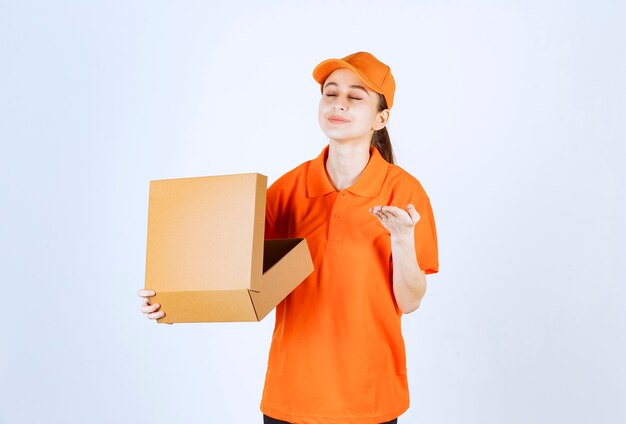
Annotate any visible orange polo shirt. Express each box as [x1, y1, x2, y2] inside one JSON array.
[[260, 146, 439, 424]]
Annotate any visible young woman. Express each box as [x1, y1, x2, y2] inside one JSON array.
[[139, 51, 439, 424]]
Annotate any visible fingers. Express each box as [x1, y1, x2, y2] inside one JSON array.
[[369, 207, 387, 223], [138, 289, 166, 320], [406, 204, 421, 224], [147, 310, 165, 320], [140, 302, 166, 320], [138, 289, 156, 298], [369, 205, 404, 221], [141, 302, 161, 314]]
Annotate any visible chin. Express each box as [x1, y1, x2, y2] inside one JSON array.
[[323, 131, 352, 142]]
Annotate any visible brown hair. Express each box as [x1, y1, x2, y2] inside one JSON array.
[[371, 94, 395, 164]]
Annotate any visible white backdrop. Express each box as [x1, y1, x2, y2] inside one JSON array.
[[1, 1, 625, 423]]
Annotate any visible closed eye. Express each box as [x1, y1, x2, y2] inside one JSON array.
[[324, 94, 361, 100]]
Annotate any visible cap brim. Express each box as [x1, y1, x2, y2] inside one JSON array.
[[312, 59, 383, 97]]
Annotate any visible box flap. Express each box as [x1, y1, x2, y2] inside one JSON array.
[[145, 173, 266, 293], [250, 238, 314, 320]]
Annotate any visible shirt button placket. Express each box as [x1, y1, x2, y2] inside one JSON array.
[[328, 191, 348, 247]]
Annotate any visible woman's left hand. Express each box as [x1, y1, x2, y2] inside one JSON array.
[[369, 204, 421, 237]]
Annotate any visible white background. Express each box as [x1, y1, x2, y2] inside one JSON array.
[[1, 1, 625, 423]]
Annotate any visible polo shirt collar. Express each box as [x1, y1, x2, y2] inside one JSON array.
[[307, 145, 389, 198]]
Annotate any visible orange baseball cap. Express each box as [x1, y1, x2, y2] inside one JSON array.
[[312, 51, 396, 109]]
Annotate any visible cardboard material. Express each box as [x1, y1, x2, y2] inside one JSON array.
[[144, 173, 313, 323]]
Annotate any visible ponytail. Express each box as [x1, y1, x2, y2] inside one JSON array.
[[371, 94, 395, 164]]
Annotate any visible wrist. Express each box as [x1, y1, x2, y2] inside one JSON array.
[[390, 231, 414, 246]]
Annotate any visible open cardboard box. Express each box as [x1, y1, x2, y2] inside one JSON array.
[[144, 173, 313, 323]]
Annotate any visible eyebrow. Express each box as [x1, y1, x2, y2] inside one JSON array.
[[323, 82, 370, 95]]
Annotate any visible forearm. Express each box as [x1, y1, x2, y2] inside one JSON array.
[[391, 232, 427, 314]]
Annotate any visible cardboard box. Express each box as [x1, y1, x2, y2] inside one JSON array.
[[144, 173, 313, 323]]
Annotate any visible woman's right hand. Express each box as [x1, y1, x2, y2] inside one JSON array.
[[138, 289, 166, 320]]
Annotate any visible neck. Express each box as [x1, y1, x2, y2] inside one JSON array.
[[325, 140, 371, 190]]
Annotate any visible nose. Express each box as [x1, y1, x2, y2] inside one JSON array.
[[332, 102, 345, 111]]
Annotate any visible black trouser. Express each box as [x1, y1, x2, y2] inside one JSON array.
[[264, 415, 397, 424]]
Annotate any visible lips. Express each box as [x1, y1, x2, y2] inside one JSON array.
[[328, 115, 348, 124]]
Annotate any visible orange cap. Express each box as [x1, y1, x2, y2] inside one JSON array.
[[312, 51, 396, 109]]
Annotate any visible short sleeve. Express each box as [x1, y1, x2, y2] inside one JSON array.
[[412, 194, 439, 275]]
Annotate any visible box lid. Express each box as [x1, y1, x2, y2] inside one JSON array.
[[145, 173, 266, 293]]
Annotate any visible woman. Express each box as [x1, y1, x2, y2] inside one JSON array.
[[139, 51, 439, 424]]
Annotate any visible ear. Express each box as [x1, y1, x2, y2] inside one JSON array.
[[373, 109, 390, 131]]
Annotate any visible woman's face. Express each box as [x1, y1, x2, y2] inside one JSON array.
[[318, 68, 389, 145]]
